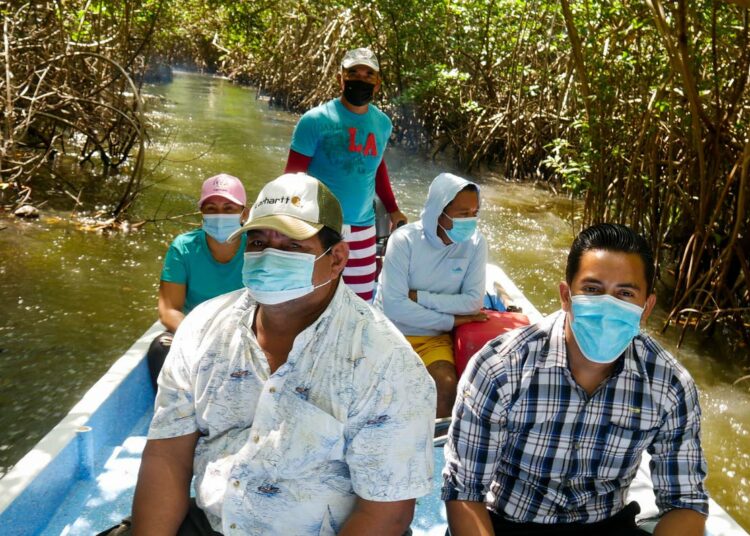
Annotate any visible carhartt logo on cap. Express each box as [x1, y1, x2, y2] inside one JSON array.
[[255, 196, 291, 208], [291, 196, 301, 206]]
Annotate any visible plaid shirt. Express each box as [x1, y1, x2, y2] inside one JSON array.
[[441, 310, 708, 523]]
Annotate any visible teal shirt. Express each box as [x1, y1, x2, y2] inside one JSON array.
[[160, 229, 247, 313], [290, 98, 392, 226]]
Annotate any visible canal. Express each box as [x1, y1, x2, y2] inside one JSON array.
[[0, 71, 748, 529]]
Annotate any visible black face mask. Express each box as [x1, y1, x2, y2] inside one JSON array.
[[343, 79, 375, 106]]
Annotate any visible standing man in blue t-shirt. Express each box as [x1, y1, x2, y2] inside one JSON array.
[[146, 174, 249, 388], [285, 47, 407, 302]]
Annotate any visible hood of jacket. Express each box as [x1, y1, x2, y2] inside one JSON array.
[[421, 172, 480, 249]]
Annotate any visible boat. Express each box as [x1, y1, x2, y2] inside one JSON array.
[[0, 265, 746, 535]]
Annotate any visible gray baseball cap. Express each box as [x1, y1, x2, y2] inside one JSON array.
[[341, 48, 380, 72]]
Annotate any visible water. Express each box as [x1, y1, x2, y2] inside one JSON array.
[[1, 72, 748, 528]]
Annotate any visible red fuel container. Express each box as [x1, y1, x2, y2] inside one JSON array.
[[453, 311, 530, 377]]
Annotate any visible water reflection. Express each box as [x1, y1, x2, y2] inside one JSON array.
[[0, 71, 747, 530]]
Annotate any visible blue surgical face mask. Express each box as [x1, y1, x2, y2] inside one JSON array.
[[569, 293, 644, 364], [440, 212, 478, 243], [203, 214, 242, 243], [242, 247, 332, 305]]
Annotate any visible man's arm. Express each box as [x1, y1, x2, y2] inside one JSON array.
[[132, 432, 201, 535], [158, 280, 186, 333], [284, 149, 312, 173], [446, 500, 494, 536], [407, 290, 488, 327], [653, 508, 706, 536], [415, 234, 488, 315], [345, 340, 435, 534], [374, 160, 407, 230], [648, 371, 708, 531], [339, 497, 415, 536], [379, 232, 454, 332], [441, 352, 505, 534]]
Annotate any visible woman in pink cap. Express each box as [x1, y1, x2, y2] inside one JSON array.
[[147, 174, 248, 388]]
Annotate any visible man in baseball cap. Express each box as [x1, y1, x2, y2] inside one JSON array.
[[341, 47, 381, 71], [228, 171, 343, 242], [285, 46, 408, 302], [132, 173, 436, 535]]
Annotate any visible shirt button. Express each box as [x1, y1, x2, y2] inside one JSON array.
[[233, 480, 240, 487], [269, 387, 276, 393], [230, 523, 237, 529], [253, 435, 260, 443]]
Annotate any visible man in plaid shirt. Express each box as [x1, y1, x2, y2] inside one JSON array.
[[442, 223, 708, 536]]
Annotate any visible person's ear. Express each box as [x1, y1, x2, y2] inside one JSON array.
[[337, 71, 344, 91], [240, 207, 250, 224], [373, 75, 382, 95], [559, 281, 572, 313], [640, 293, 657, 325], [328, 241, 349, 278]]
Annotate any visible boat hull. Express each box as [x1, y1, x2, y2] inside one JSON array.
[[0, 322, 162, 535], [0, 267, 746, 535]]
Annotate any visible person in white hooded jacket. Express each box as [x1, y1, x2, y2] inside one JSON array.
[[375, 172, 488, 417]]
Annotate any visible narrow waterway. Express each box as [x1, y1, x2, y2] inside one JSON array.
[[0, 72, 748, 529]]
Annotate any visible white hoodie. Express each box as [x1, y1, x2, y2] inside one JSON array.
[[374, 172, 487, 335]]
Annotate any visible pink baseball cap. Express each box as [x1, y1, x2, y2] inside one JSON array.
[[198, 174, 247, 207]]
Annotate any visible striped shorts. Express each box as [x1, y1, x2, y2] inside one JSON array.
[[342, 224, 377, 302]]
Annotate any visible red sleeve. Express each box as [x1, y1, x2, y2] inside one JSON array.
[[285, 149, 312, 173], [374, 159, 399, 213]]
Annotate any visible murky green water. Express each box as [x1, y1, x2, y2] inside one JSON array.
[[1, 72, 748, 529]]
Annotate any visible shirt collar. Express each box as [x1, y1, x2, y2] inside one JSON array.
[[287, 282, 346, 352], [542, 310, 570, 369], [235, 283, 346, 363]]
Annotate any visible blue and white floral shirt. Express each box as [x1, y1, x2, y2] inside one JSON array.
[[149, 283, 436, 535]]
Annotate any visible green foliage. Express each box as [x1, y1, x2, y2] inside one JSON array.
[[25, 0, 744, 340], [541, 137, 591, 196]]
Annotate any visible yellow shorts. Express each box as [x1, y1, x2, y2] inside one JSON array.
[[406, 334, 454, 368]]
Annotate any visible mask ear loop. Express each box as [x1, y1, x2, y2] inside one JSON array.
[[312, 246, 335, 290], [313, 246, 333, 262], [438, 211, 454, 244], [566, 288, 576, 322]]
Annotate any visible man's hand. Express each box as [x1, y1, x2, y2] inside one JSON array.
[[453, 312, 489, 328], [408, 289, 418, 302], [389, 210, 408, 230]]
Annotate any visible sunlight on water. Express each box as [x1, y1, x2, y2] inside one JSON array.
[[1, 72, 748, 531], [701, 387, 750, 513]]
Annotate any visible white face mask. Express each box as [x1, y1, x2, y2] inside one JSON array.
[[241, 248, 332, 305]]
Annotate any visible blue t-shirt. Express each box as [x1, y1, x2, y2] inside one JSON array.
[[160, 229, 247, 313], [290, 98, 392, 226]]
